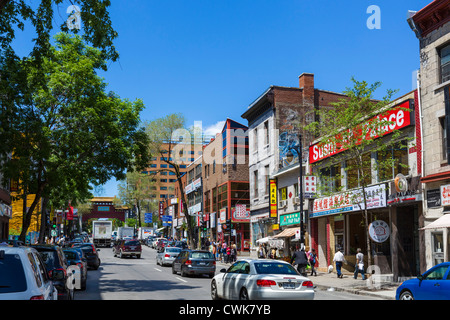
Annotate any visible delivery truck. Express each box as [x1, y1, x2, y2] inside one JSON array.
[[92, 220, 113, 247], [117, 227, 134, 240]]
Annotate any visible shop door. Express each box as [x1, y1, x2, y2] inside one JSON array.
[[432, 232, 445, 266], [397, 206, 418, 276]]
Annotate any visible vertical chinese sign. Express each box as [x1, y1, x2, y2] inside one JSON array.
[[269, 179, 277, 218]]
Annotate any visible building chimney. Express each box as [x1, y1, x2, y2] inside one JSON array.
[[299, 73, 314, 106]]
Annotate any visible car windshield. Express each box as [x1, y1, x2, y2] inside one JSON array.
[[124, 241, 139, 246], [166, 248, 181, 253], [0, 253, 27, 293], [190, 252, 214, 259], [254, 262, 298, 275]]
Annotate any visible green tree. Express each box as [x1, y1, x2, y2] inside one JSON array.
[[305, 78, 411, 267], [117, 170, 157, 228], [0, 33, 149, 242], [145, 114, 197, 248]]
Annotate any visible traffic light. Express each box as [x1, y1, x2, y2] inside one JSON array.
[[201, 220, 207, 231], [226, 219, 231, 233]]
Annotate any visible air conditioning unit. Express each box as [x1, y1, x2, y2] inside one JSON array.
[[293, 197, 300, 205], [279, 200, 287, 208]]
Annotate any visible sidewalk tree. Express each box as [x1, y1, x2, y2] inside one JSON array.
[[117, 170, 156, 228], [305, 78, 411, 268], [145, 113, 197, 248], [0, 33, 150, 242]]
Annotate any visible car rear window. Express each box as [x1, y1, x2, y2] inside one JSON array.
[[166, 248, 181, 253], [190, 252, 214, 259], [0, 253, 27, 293], [124, 241, 140, 246], [38, 251, 59, 270], [64, 251, 78, 260], [254, 262, 298, 275]]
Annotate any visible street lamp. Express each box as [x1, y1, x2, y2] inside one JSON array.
[[286, 133, 305, 249]]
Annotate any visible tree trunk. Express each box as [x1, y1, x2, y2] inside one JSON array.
[[38, 198, 49, 244], [19, 181, 46, 243]]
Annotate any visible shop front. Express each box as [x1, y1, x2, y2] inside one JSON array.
[[310, 183, 390, 274]]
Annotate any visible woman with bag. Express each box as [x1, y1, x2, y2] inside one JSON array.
[[354, 248, 365, 280], [308, 248, 317, 276]]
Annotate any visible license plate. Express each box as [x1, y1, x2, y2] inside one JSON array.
[[130, 247, 136, 250], [282, 282, 296, 289], [198, 262, 206, 265]]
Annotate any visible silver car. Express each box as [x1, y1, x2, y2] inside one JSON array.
[[211, 259, 314, 300], [156, 247, 182, 266]]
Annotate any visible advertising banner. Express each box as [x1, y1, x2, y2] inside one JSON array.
[[269, 179, 277, 218]]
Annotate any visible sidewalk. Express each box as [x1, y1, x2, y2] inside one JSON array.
[[216, 260, 398, 300]]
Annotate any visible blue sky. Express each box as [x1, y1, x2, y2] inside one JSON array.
[[12, 0, 431, 197]]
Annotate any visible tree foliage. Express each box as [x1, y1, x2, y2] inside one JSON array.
[[0, 33, 149, 242]]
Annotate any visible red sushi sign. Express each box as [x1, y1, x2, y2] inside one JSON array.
[[309, 100, 412, 164]]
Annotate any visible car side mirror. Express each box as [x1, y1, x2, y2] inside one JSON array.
[[220, 268, 227, 273], [417, 274, 424, 281]]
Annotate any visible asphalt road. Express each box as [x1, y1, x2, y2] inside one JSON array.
[[76, 244, 382, 301]]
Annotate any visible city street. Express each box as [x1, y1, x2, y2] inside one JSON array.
[[76, 245, 383, 300]]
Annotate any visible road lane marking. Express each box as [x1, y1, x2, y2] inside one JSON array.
[[154, 268, 162, 272], [176, 277, 188, 283]]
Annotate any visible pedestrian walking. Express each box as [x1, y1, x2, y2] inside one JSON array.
[[290, 246, 308, 277], [230, 243, 237, 263], [308, 248, 317, 276], [226, 246, 231, 263], [354, 248, 366, 280], [333, 247, 346, 278], [258, 244, 265, 259]]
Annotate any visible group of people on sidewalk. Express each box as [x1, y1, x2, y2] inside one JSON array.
[[333, 247, 366, 280], [209, 242, 238, 263], [289, 245, 366, 280]]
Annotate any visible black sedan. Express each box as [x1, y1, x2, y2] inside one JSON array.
[[72, 243, 101, 270], [172, 250, 216, 278]]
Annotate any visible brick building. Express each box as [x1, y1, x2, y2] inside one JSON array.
[[241, 73, 350, 255], [202, 119, 250, 252]]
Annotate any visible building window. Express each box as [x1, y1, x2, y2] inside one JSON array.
[[264, 121, 269, 146], [253, 128, 258, 151], [440, 43, 450, 83], [377, 142, 408, 181], [253, 170, 259, 198], [441, 117, 447, 161], [264, 165, 270, 195]]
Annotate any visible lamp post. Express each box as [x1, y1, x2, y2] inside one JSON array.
[[286, 133, 305, 249]]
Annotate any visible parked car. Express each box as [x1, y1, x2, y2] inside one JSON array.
[[0, 244, 58, 300], [63, 248, 87, 290], [156, 247, 182, 266], [31, 244, 75, 300], [172, 250, 216, 278], [174, 241, 188, 249], [211, 259, 315, 300], [396, 262, 450, 300], [152, 238, 166, 249], [156, 239, 169, 252], [113, 239, 142, 259], [72, 243, 101, 270]]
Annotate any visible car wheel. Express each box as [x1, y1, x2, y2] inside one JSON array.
[[399, 290, 414, 300], [181, 266, 187, 277], [211, 280, 220, 300], [172, 266, 177, 274], [119, 250, 123, 259], [239, 288, 249, 300], [137, 254, 141, 259]]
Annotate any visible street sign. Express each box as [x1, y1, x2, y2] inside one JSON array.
[[144, 213, 153, 223]]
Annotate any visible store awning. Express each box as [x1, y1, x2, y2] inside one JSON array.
[[273, 227, 299, 238], [421, 214, 450, 230]]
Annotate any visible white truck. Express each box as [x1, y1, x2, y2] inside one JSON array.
[[137, 227, 153, 242], [117, 227, 134, 240], [92, 220, 113, 247]]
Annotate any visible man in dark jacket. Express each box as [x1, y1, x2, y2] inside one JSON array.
[[291, 246, 308, 276]]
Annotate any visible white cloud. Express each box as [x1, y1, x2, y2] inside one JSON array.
[[204, 120, 225, 136]]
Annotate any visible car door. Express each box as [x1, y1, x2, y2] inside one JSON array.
[[222, 261, 245, 299], [234, 262, 251, 299], [417, 264, 449, 300], [33, 252, 56, 300]]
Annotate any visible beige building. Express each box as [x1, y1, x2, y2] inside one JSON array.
[[410, 0, 450, 269]]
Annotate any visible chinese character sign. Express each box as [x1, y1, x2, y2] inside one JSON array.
[[269, 179, 277, 218]]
